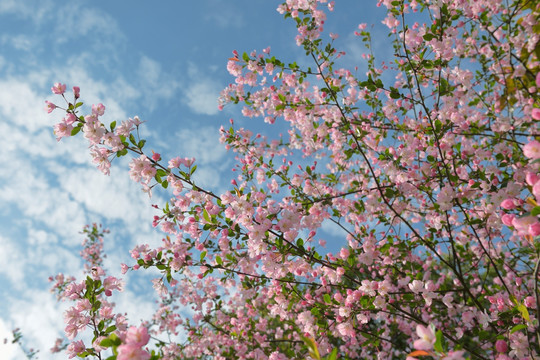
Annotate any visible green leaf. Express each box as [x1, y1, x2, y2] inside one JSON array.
[[302, 336, 321, 360], [389, 87, 400, 99], [203, 209, 211, 223], [423, 33, 436, 41], [516, 303, 530, 321], [86, 276, 94, 290], [156, 169, 167, 177], [200, 251, 207, 262], [242, 52, 249, 62], [510, 324, 528, 333], [433, 329, 444, 353], [105, 325, 117, 334], [323, 293, 332, 304], [216, 256, 223, 265], [434, 119, 442, 133], [71, 126, 82, 136], [325, 348, 338, 360], [531, 206, 540, 216], [100, 338, 115, 348], [110, 121, 116, 131], [117, 148, 128, 157]]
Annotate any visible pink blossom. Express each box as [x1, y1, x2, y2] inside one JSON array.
[[53, 121, 73, 141], [66, 340, 85, 359], [73, 86, 80, 98], [129, 155, 156, 183], [269, 352, 288, 360], [121, 263, 129, 274], [521, 297, 534, 309], [168, 157, 182, 168], [90, 147, 111, 175], [130, 116, 143, 126], [117, 344, 150, 360], [509, 332, 528, 358], [65, 324, 79, 340], [441, 350, 466, 360], [103, 276, 123, 296], [501, 213, 515, 227], [533, 108, 540, 120], [500, 198, 516, 210], [125, 326, 150, 347], [45, 100, 57, 113], [151, 152, 161, 161], [526, 172, 540, 186], [103, 132, 124, 152], [50, 338, 64, 353], [536, 72, 540, 88], [336, 321, 356, 337], [65, 113, 77, 125], [512, 215, 540, 236], [52, 83, 66, 95], [382, 13, 399, 29], [408, 280, 424, 294], [529, 222, 540, 236], [523, 140, 540, 159], [92, 103, 106, 116], [413, 324, 436, 351], [495, 339, 508, 353], [116, 119, 135, 136], [83, 118, 105, 145], [99, 305, 114, 319]]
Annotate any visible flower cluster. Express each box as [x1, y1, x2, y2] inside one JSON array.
[[45, 0, 540, 359]]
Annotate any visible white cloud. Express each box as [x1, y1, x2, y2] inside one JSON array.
[[0, 235, 26, 286], [0, 0, 53, 24], [204, 7, 244, 29], [8, 289, 69, 360], [135, 56, 180, 110], [0, 34, 34, 52], [0, 317, 25, 360], [174, 126, 226, 165], [182, 64, 222, 116], [0, 77, 49, 132], [138, 56, 161, 87], [52, 5, 123, 47], [170, 125, 230, 190], [0, 1, 260, 358]]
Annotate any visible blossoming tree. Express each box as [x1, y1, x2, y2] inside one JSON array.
[[45, 0, 540, 359]]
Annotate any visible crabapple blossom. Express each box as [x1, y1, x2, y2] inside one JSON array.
[[51, 82, 66, 95], [45, 0, 540, 359], [117, 344, 150, 360], [413, 324, 436, 351], [124, 326, 150, 347], [44, 100, 56, 113], [66, 339, 85, 358], [523, 140, 540, 159]]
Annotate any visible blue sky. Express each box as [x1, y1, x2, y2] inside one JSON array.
[[0, 1, 388, 358]]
